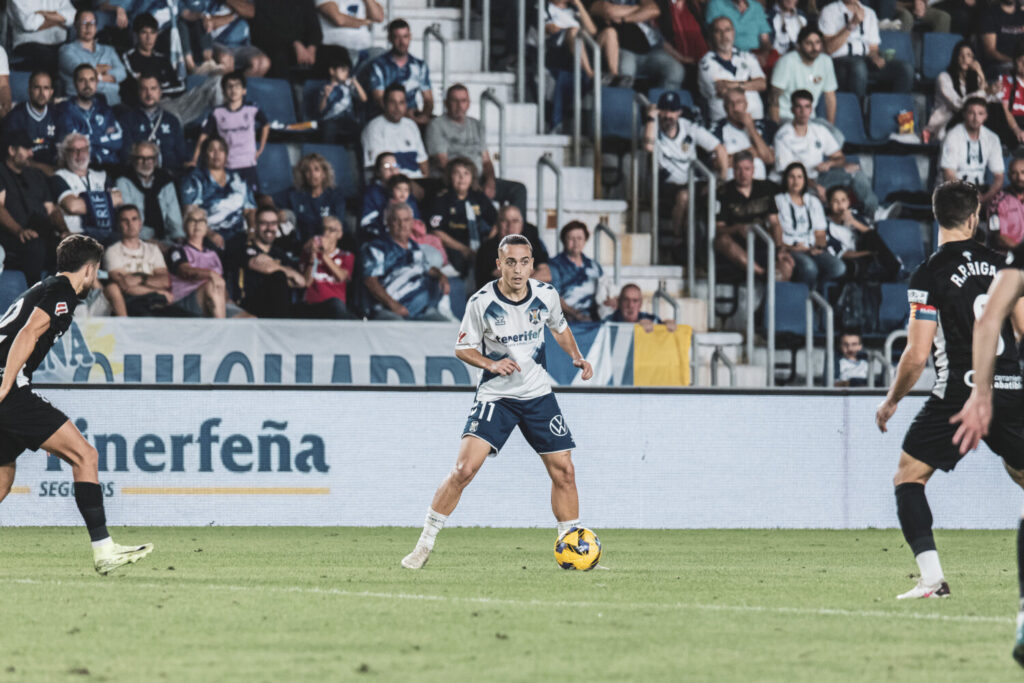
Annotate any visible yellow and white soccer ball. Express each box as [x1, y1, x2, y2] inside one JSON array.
[[554, 527, 601, 571]]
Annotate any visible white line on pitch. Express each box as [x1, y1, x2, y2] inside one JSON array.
[[2, 577, 1011, 625]]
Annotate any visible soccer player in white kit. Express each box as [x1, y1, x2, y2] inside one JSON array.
[[401, 234, 594, 569]]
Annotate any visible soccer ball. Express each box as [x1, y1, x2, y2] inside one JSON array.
[[554, 527, 601, 570]]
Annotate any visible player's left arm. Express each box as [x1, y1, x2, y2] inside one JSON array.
[[0, 307, 50, 402], [876, 315, 936, 433], [551, 325, 594, 381]]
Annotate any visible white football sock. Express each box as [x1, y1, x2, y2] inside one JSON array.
[[915, 550, 944, 586], [557, 519, 580, 538], [91, 537, 113, 550], [417, 508, 448, 549]]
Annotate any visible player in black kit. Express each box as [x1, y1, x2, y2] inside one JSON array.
[[875, 182, 1024, 600], [0, 235, 152, 574]]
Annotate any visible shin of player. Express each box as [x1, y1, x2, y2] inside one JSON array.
[[402, 234, 593, 569], [0, 235, 152, 575]]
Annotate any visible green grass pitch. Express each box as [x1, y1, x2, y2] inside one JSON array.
[[3, 527, 1023, 682]]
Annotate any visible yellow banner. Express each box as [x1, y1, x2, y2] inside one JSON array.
[[632, 325, 693, 386]]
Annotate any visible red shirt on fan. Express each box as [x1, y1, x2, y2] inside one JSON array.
[[301, 244, 354, 304], [667, 0, 708, 63], [999, 74, 1024, 118]]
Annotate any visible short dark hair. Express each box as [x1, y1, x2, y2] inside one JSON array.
[[559, 220, 589, 246], [732, 150, 755, 167], [963, 96, 987, 111], [446, 83, 469, 101], [384, 82, 407, 102], [116, 204, 141, 222], [386, 174, 411, 192], [199, 134, 227, 166], [56, 235, 104, 272], [374, 151, 396, 175], [782, 162, 809, 193], [325, 47, 352, 72], [132, 12, 158, 33], [933, 181, 980, 230], [498, 234, 532, 255], [73, 63, 97, 81], [221, 70, 246, 95], [137, 72, 161, 88], [796, 25, 823, 45], [825, 184, 852, 205], [387, 18, 410, 37], [29, 70, 52, 88], [791, 89, 814, 106]]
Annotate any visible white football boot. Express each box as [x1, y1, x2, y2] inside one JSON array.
[[896, 578, 950, 600], [94, 542, 154, 575], [400, 544, 432, 569]]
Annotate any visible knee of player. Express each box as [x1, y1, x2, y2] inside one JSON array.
[[450, 463, 479, 488], [75, 443, 99, 469], [552, 457, 576, 486]]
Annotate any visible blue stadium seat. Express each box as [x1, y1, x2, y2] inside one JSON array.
[[256, 143, 292, 195], [879, 282, 910, 332], [601, 86, 638, 141], [10, 71, 29, 104], [879, 31, 914, 72], [300, 143, 360, 199], [878, 219, 927, 271], [922, 33, 961, 81], [774, 281, 810, 337], [0, 270, 27, 312], [873, 154, 927, 206], [300, 79, 328, 121], [647, 87, 695, 111], [246, 77, 296, 126], [868, 93, 915, 142], [819, 91, 870, 146]]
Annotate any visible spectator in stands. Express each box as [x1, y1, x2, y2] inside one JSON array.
[[58, 11, 128, 106], [545, 0, 626, 86], [299, 215, 357, 319], [361, 152, 417, 239], [318, 49, 368, 145], [362, 201, 451, 321], [928, 41, 988, 143], [114, 140, 183, 245], [941, 97, 1004, 207], [715, 151, 793, 280], [981, 0, 1024, 76], [775, 161, 845, 289], [774, 90, 879, 218], [824, 185, 900, 281], [52, 132, 122, 243], [55, 64, 124, 170], [191, 71, 269, 192], [698, 17, 766, 123], [713, 87, 776, 180], [705, 0, 771, 53], [645, 91, 728, 239], [426, 157, 498, 277], [102, 204, 177, 316], [180, 135, 255, 250], [368, 19, 433, 126], [0, 49, 13, 119], [237, 206, 307, 317], [475, 205, 551, 289], [989, 156, 1024, 251], [0, 131, 54, 285], [406, 191, 446, 270], [119, 75, 188, 174], [362, 84, 429, 179], [251, 0, 321, 79], [281, 153, 347, 244], [549, 221, 612, 322], [7, 0, 75, 76], [767, 0, 806, 55], [994, 50, 1024, 148], [167, 206, 234, 318], [2, 71, 58, 173], [770, 26, 837, 124], [316, 0, 385, 67], [604, 282, 676, 331], [835, 331, 869, 386], [121, 13, 185, 102], [426, 84, 529, 218], [588, 1, 685, 89], [180, 0, 270, 78], [656, 0, 708, 73], [818, 0, 913, 99]]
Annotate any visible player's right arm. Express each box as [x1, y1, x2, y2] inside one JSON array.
[[0, 307, 50, 403], [453, 296, 519, 375], [455, 347, 520, 375], [876, 314, 936, 433]]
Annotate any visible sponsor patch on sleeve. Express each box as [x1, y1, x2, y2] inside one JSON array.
[[54, 301, 68, 316], [907, 289, 928, 304], [909, 303, 937, 322]]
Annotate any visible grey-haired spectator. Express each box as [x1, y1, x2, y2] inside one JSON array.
[[114, 140, 184, 246], [698, 16, 766, 123], [52, 132, 123, 244], [603, 283, 677, 332]]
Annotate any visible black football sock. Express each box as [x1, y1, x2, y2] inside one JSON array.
[[73, 482, 109, 543], [895, 482, 936, 555]]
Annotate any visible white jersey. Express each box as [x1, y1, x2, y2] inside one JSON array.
[[456, 279, 568, 402]]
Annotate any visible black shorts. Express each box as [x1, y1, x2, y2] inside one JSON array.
[[0, 387, 70, 466], [902, 390, 1024, 472]]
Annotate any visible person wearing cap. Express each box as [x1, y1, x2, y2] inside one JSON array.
[[0, 131, 55, 285], [698, 16, 766, 123], [643, 90, 728, 247], [2, 70, 58, 173]]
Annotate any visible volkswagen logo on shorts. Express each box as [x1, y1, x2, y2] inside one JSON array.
[[549, 415, 568, 436]]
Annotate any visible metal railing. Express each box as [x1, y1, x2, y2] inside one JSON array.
[[865, 349, 887, 388], [423, 23, 447, 107], [536, 153, 562, 235], [746, 224, 775, 387], [463, 0, 470, 41], [631, 92, 651, 240], [689, 159, 717, 325], [806, 291, 834, 388], [593, 223, 620, 286], [481, 0, 490, 71], [652, 279, 679, 321], [386, 0, 392, 24], [480, 88, 506, 178], [517, 0, 526, 103], [710, 347, 736, 387], [536, 0, 545, 133], [883, 329, 907, 386], [572, 31, 601, 172]]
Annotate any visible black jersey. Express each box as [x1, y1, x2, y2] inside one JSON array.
[[908, 239, 1019, 400], [0, 275, 79, 385]]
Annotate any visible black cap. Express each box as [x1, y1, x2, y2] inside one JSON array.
[[3, 130, 33, 150], [657, 91, 684, 112]]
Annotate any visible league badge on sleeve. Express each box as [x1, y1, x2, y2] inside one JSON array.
[[54, 301, 69, 316]]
